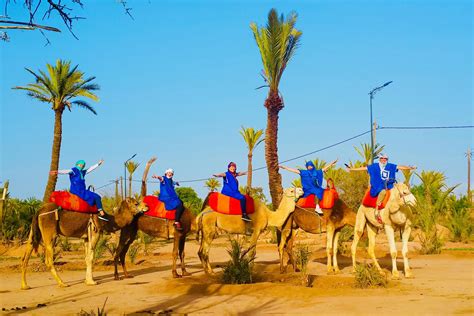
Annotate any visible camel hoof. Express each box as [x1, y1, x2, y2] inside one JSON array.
[[20, 285, 31, 290], [85, 280, 97, 286], [59, 283, 70, 288], [334, 269, 341, 275], [405, 272, 415, 279], [391, 272, 400, 280], [124, 274, 134, 279], [182, 271, 192, 277], [327, 270, 335, 275], [114, 275, 120, 281]]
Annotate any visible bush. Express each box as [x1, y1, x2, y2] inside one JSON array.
[[1, 197, 41, 241], [294, 243, 311, 286], [354, 263, 388, 288], [138, 231, 155, 255], [59, 237, 72, 252], [446, 196, 473, 242], [128, 242, 140, 264], [94, 235, 110, 263], [413, 197, 444, 254], [222, 239, 255, 284], [337, 226, 354, 255], [176, 187, 202, 216]]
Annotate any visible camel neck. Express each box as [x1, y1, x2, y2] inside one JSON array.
[[265, 195, 295, 228]]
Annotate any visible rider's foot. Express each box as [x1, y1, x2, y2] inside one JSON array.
[[242, 214, 252, 222], [315, 205, 324, 215], [174, 221, 184, 231], [98, 210, 109, 221]]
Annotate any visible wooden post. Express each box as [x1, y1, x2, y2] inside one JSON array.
[[372, 121, 377, 147], [114, 179, 120, 203], [0, 180, 9, 226]]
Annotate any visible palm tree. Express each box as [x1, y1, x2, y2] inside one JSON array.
[[13, 59, 99, 202], [240, 126, 264, 192], [126, 161, 140, 198], [251, 8, 302, 208], [205, 178, 221, 192], [416, 171, 447, 204], [354, 143, 385, 165], [402, 169, 414, 188]]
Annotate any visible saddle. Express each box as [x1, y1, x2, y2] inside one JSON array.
[[362, 188, 391, 210], [296, 188, 339, 209], [142, 196, 176, 220], [208, 193, 255, 215], [50, 191, 98, 213]]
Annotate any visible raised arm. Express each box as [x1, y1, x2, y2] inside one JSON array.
[[152, 174, 164, 182], [50, 169, 73, 175], [86, 159, 104, 174], [236, 171, 248, 177], [346, 165, 368, 172], [279, 165, 301, 174], [397, 165, 417, 171], [322, 159, 338, 172], [212, 173, 226, 178]]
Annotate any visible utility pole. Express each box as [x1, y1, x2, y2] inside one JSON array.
[[114, 179, 120, 203], [369, 81, 392, 164], [467, 148, 472, 203], [120, 176, 124, 200]]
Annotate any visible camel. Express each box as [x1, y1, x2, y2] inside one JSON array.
[[351, 182, 416, 279], [113, 157, 196, 279], [196, 187, 303, 275], [279, 197, 356, 274], [20, 198, 147, 290]]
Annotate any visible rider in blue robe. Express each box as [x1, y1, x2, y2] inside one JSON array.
[[153, 169, 185, 231]]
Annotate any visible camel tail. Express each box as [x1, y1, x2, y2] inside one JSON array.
[[31, 211, 41, 252], [195, 212, 204, 242], [141, 157, 157, 197]]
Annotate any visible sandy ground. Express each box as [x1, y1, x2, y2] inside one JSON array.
[[0, 232, 473, 315]]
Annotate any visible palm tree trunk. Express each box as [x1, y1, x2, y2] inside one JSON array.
[[265, 92, 284, 209], [42, 109, 63, 202], [129, 175, 133, 198], [246, 152, 253, 193]]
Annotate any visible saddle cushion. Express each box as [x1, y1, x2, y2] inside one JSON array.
[[296, 188, 339, 209], [143, 196, 176, 220], [50, 191, 98, 213], [208, 192, 255, 215], [362, 188, 391, 209]]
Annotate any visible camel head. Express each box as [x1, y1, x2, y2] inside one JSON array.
[[112, 197, 148, 228], [386, 183, 416, 216], [282, 187, 304, 201]]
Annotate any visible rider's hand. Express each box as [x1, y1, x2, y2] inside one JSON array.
[[98, 159, 104, 165], [50, 170, 58, 175]]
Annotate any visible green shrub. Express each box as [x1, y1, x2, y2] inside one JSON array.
[[1, 197, 41, 241], [354, 263, 388, 288], [222, 239, 255, 284], [94, 235, 110, 263], [128, 242, 140, 264], [446, 196, 473, 242], [337, 226, 354, 255], [138, 231, 155, 255], [59, 237, 72, 252], [294, 243, 311, 286]]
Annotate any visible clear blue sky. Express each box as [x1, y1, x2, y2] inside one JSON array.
[[1, 0, 472, 200]]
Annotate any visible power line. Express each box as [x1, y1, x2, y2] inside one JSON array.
[[94, 124, 473, 189], [379, 125, 473, 130]]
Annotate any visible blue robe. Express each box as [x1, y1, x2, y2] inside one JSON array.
[[159, 176, 181, 210], [221, 171, 245, 200], [299, 168, 324, 200], [367, 163, 398, 197], [69, 167, 101, 208]]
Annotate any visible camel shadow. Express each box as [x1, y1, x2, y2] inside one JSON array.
[[312, 255, 353, 270]]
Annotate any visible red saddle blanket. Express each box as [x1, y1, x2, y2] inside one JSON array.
[[296, 188, 339, 209], [50, 191, 98, 213], [142, 196, 176, 220], [362, 188, 391, 209], [208, 193, 255, 215]]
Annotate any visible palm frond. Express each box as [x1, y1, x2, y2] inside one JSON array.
[[72, 100, 97, 115]]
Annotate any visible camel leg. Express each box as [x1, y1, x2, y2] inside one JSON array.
[[115, 226, 137, 280], [332, 230, 341, 274], [351, 208, 366, 272], [367, 223, 382, 271], [44, 236, 67, 287], [171, 232, 181, 278], [20, 229, 35, 290], [198, 228, 216, 275], [326, 224, 335, 274], [179, 235, 191, 277], [84, 230, 100, 285], [402, 225, 414, 278], [287, 229, 298, 272], [279, 226, 292, 274], [385, 224, 399, 279], [247, 230, 261, 261]]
